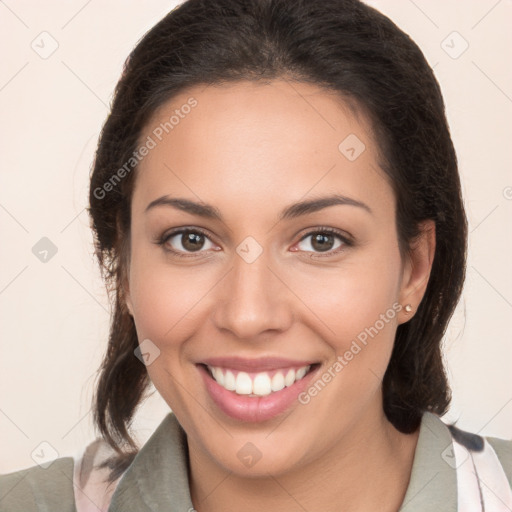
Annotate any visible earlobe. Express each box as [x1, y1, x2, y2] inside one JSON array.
[[122, 272, 134, 317], [398, 220, 436, 324], [126, 295, 134, 316], [124, 281, 134, 316]]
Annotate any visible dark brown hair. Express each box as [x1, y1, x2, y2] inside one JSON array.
[[88, 0, 467, 482]]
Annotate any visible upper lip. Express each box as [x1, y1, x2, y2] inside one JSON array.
[[199, 356, 318, 372]]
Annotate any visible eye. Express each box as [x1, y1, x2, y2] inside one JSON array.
[[294, 228, 352, 255], [156, 226, 353, 259], [157, 228, 217, 257]]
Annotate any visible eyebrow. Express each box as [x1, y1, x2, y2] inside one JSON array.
[[145, 193, 373, 220]]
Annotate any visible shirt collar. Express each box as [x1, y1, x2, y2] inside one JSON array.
[[109, 413, 194, 511], [109, 411, 457, 511], [399, 412, 457, 511]]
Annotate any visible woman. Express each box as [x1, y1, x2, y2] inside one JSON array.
[[1, 0, 511, 510]]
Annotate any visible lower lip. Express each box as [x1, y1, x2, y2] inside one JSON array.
[[197, 364, 319, 423]]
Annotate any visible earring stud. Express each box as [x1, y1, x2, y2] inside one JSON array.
[[404, 304, 412, 313]]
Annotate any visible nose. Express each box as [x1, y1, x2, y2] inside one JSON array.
[[211, 249, 294, 341]]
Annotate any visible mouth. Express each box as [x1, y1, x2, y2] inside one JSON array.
[[200, 362, 319, 397], [196, 360, 321, 422]]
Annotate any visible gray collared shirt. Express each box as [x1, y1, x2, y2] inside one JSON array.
[[1, 412, 511, 511]]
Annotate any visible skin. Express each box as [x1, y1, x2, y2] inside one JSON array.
[[125, 79, 435, 512]]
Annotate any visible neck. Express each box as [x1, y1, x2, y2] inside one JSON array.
[[188, 405, 420, 512]]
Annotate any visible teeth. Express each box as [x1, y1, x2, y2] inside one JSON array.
[[271, 372, 285, 392], [212, 367, 225, 387], [284, 369, 295, 387], [224, 370, 236, 391], [206, 364, 311, 397], [296, 367, 307, 380], [253, 373, 272, 396], [235, 372, 253, 395]]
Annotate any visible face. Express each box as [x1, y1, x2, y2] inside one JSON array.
[[125, 79, 434, 477]]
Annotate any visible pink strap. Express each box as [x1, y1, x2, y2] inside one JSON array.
[[72, 439, 125, 512]]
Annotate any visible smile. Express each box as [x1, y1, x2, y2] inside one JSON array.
[[197, 359, 321, 422], [205, 364, 312, 397]]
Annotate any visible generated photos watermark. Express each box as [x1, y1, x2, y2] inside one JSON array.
[[93, 96, 198, 200], [298, 302, 404, 405]]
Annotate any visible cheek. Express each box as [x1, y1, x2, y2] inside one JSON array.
[[289, 245, 403, 362], [288, 253, 403, 429], [128, 250, 208, 349], [128, 258, 207, 407], [294, 251, 401, 339]]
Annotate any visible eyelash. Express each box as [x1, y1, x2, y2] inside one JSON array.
[[155, 226, 353, 259]]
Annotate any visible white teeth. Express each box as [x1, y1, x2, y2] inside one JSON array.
[[206, 364, 311, 396], [296, 367, 307, 380], [235, 372, 253, 395], [224, 370, 236, 391], [284, 369, 295, 387], [271, 372, 285, 392], [212, 367, 225, 387], [253, 373, 272, 396]]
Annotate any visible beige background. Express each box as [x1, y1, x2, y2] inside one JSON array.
[[0, 0, 511, 472]]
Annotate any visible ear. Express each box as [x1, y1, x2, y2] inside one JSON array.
[[397, 219, 436, 324], [125, 286, 134, 316], [116, 214, 134, 317], [119, 251, 134, 317]]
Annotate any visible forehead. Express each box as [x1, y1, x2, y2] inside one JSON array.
[[132, 79, 392, 217]]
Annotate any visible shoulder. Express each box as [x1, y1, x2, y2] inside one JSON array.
[[74, 438, 127, 512], [485, 435, 512, 486], [0, 439, 125, 512], [0, 457, 76, 512], [400, 412, 511, 511], [447, 421, 512, 475], [447, 425, 512, 492]]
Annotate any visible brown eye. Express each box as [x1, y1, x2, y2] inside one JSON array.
[[163, 229, 216, 254], [181, 232, 206, 252], [311, 233, 336, 252], [296, 229, 348, 254]]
